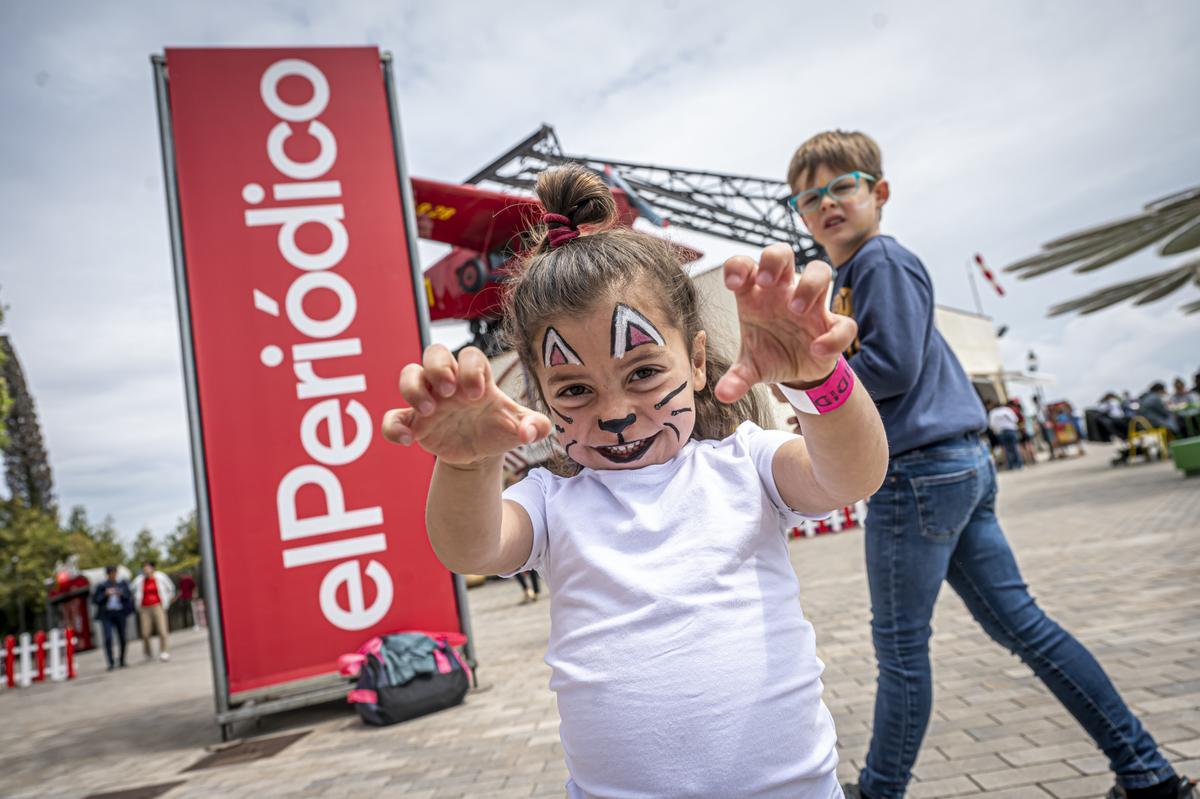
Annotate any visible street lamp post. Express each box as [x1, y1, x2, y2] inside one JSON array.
[[1027, 350, 1045, 409]]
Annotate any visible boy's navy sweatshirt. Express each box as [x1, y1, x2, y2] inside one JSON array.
[[831, 235, 986, 458]]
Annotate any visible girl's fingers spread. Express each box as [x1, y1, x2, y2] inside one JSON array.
[[399, 363, 436, 415], [810, 314, 857, 358], [755, 243, 796, 287], [723, 255, 757, 294], [714, 361, 757, 403], [789, 260, 834, 315], [421, 344, 458, 398], [714, 372, 749, 404], [382, 408, 417, 445], [456, 346, 491, 401], [802, 259, 833, 283], [516, 410, 552, 444]]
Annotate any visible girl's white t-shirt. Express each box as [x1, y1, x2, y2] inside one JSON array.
[[503, 421, 840, 799]]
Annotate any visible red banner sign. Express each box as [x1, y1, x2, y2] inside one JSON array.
[[164, 47, 460, 696]]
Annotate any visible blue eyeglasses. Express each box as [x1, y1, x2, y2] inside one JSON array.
[[787, 171, 876, 216]]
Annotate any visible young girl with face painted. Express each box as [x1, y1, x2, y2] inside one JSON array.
[[384, 166, 888, 799]]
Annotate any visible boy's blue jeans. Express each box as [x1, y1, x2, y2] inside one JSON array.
[[859, 436, 1174, 798]]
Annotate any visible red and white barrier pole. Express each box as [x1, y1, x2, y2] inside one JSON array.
[[33, 630, 46, 682], [16, 632, 32, 687], [65, 631, 76, 680], [788, 500, 872, 541], [3, 629, 77, 687], [48, 628, 63, 680], [4, 635, 14, 689]]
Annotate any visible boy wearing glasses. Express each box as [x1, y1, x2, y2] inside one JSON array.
[[786, 130, 1191, 799]]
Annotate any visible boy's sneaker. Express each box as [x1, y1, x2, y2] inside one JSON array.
[[159, 652, 171, 662], [1107, 776, 1197, 799]]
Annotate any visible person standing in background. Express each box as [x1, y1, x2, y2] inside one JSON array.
[[987, 400, 1024, 470], [514, 571, 542, 604], [177, 572, 197, 629], [91, 566, 132, 671], [1033, 395, 1060, 460], [1008, 398, 1037, 465], [131, 561, 174, 662]]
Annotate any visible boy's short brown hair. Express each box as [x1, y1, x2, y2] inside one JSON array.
[[787, 130, 883, 190]]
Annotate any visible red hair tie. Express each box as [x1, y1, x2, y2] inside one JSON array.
[[542, 212, 580, 249]]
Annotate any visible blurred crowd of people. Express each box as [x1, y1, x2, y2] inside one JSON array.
[[981, 372, 1198, 471], [1095, 373, 1200, 442], [983, 395, 1084, 470]]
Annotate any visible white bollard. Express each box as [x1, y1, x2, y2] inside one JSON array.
[[16, 632, 33, 687], [830, 508, 843, 533], [801, 519, 816, 538], [855, 500, 868, 525], [48, 628, 64, 681]]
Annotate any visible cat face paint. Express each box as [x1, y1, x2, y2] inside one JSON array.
[[655, 381, 693, 443], [535, 301, 704, 471], [543, 328, 583, 460], [610, 304, 665, 359], [543, 327, 583, 369]]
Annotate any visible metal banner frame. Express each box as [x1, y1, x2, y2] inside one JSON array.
[[151, 49, 474, 740]]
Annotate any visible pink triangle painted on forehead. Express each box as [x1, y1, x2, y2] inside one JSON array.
[[627, 324, 655, 348], [543, 326, 583, 367]]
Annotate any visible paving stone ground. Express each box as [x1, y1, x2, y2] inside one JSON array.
[[2, 445, 1197, 798]]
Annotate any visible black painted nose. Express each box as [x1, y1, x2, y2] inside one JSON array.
[[598, 413, 636, 435]]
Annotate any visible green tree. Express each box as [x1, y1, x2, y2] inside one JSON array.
[[128, 527, 162, 570], [0, 304, 13, 448], [1, 335, 55, 513], [0, 498, 68, 632], [163, 510, 199, 571], [63, 506, 126, 570], [88, 517, 128, 570]]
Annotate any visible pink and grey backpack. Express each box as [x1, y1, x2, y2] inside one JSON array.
[[339, 631, 472, 726]]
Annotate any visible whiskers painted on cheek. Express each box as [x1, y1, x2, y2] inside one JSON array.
[[670, 407, 693, 416], [664, 422, 680, 441], [654, 382, 687, 410]]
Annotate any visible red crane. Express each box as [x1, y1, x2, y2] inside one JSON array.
[[410, 125, 817, 351]]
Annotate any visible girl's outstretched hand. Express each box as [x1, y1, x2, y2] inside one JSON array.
[[715, 243, 858, 403], [382, 344, 552, 466]]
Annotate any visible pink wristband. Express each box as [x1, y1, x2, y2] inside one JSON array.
[[776, 356, 854, 415]]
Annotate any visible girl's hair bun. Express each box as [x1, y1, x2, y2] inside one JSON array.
[[535, 165, 617, 233]]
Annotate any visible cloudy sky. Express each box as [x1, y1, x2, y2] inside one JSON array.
[[1, 1, 1197, 543]]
